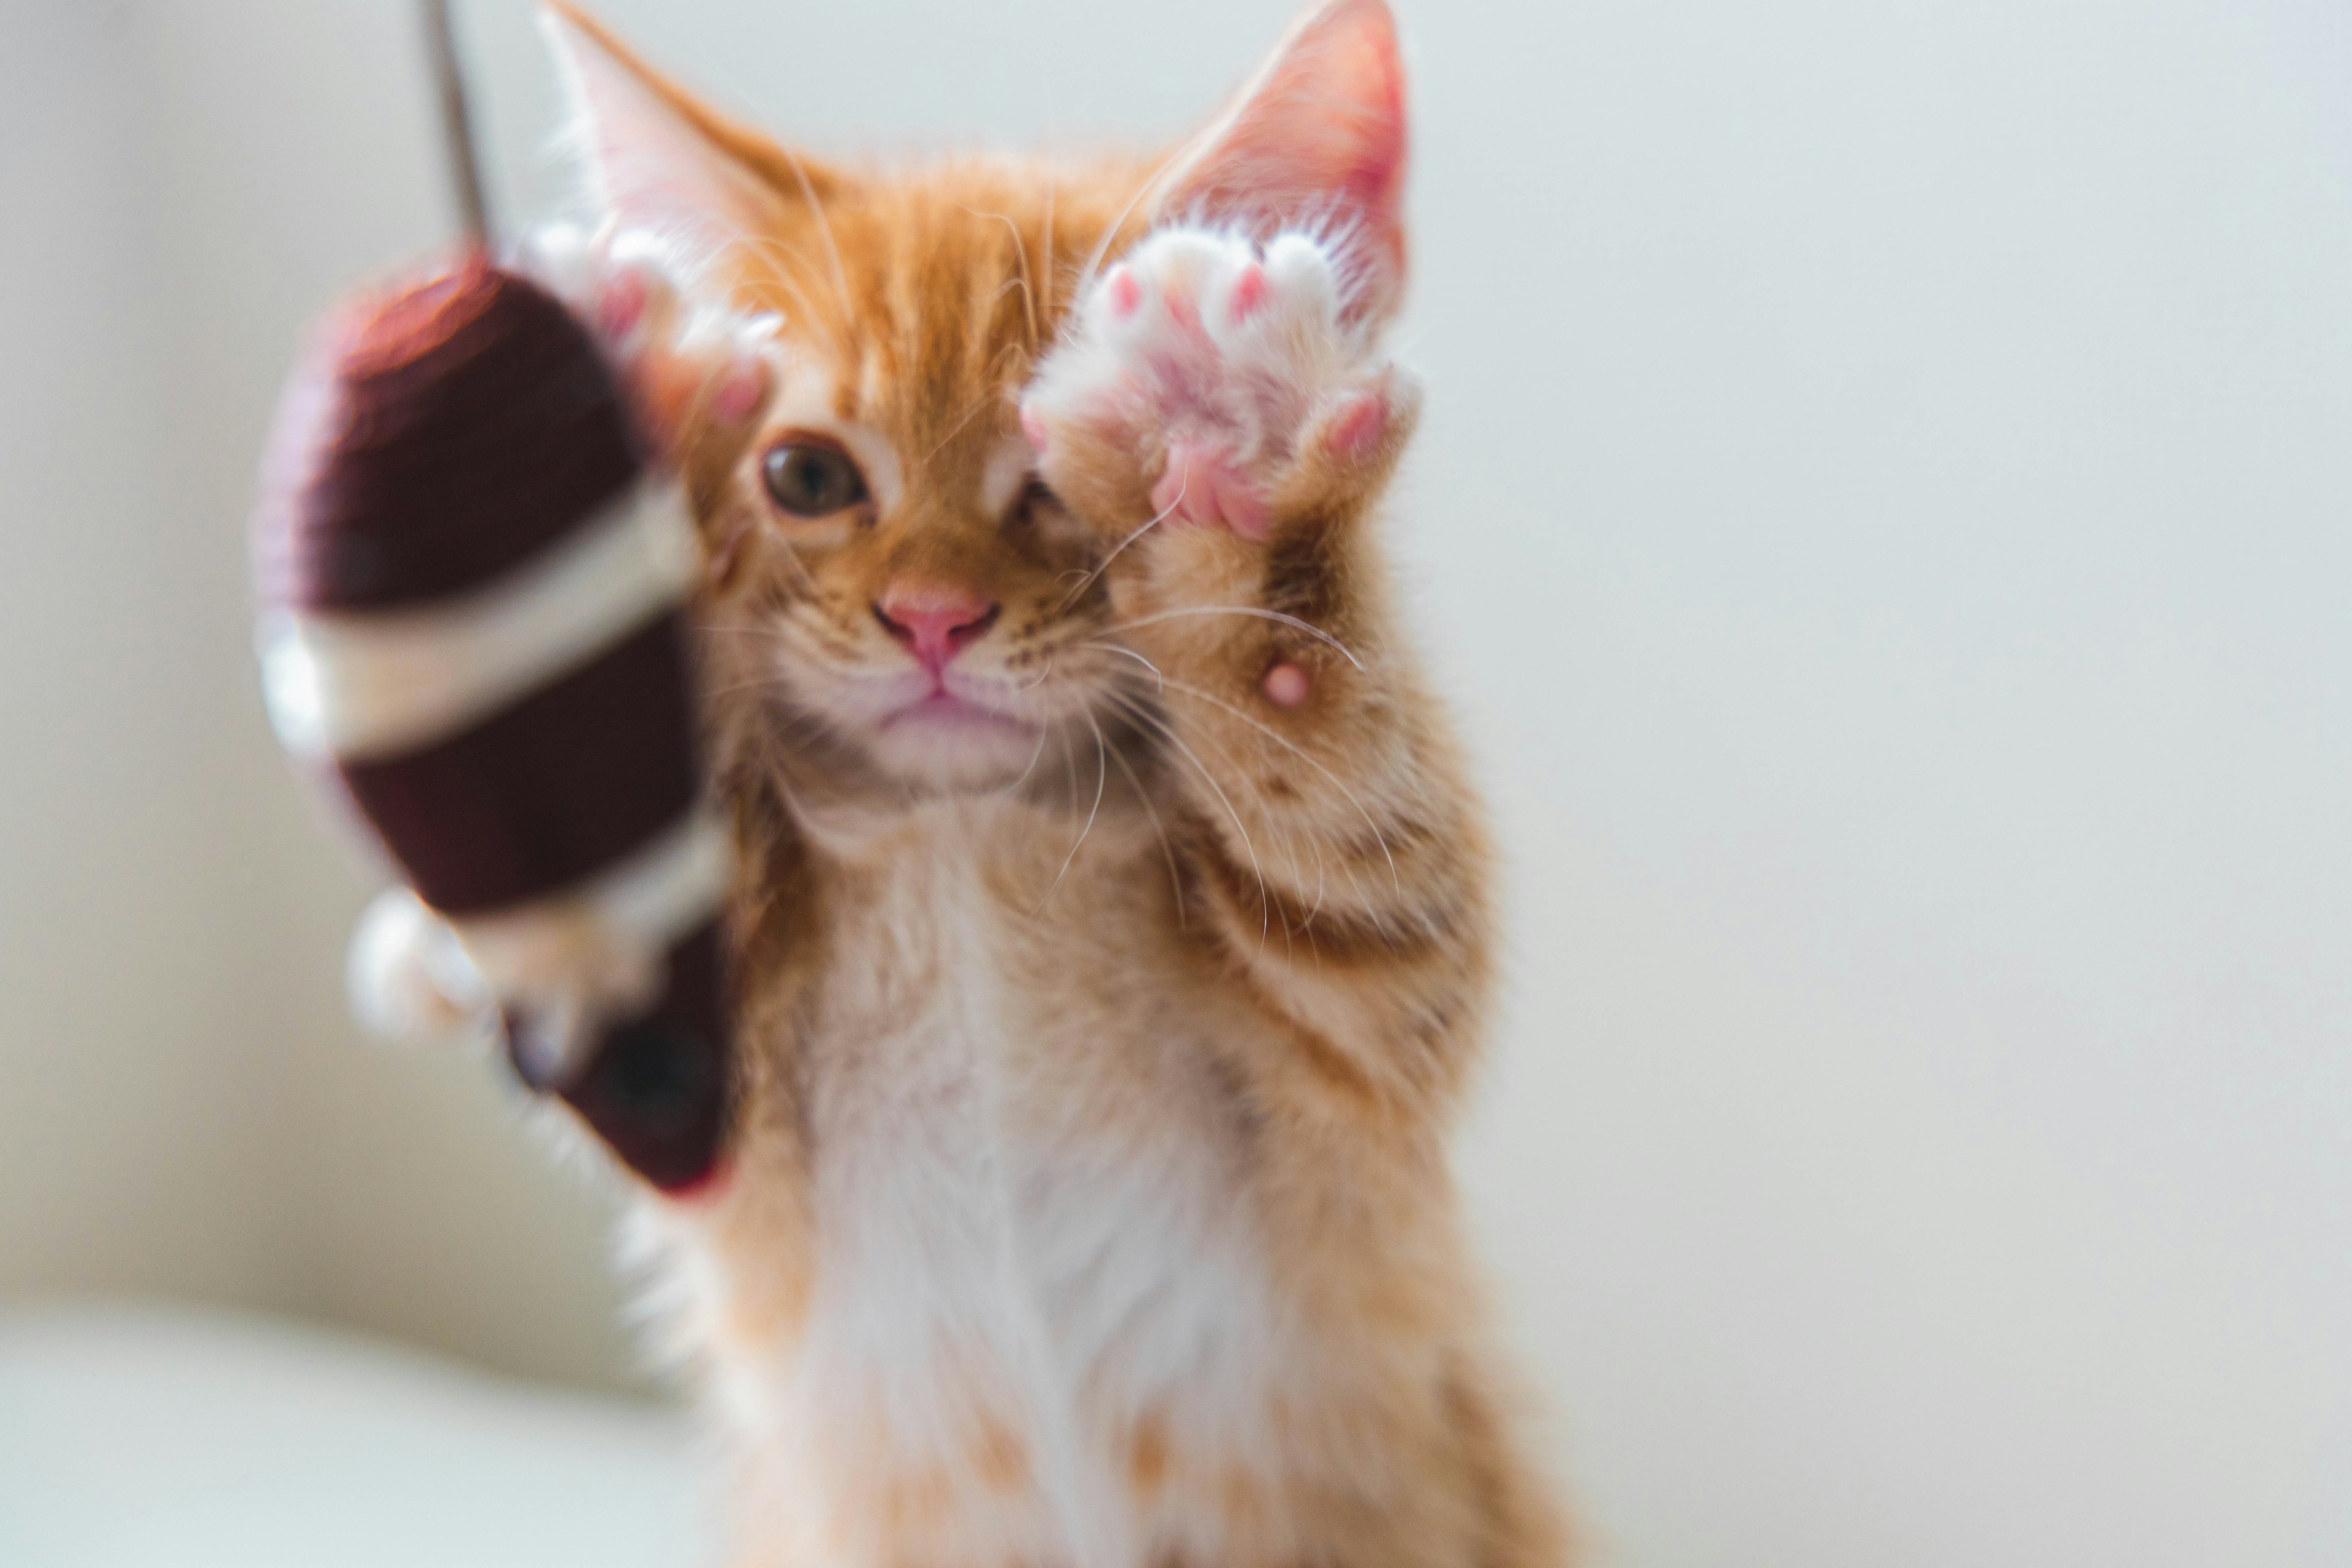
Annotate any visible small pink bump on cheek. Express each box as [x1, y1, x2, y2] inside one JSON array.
[[1106, 265, 1142, 319], [1262, 661, 1311, 708], [711, 358, 769, 423], [1325, 391, 1389, 460], [597, 268, 650, 341], [1020, 401, 1050, 456], [1229, 262, 1268, 323]]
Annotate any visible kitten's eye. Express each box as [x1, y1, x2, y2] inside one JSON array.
[[1010, 474, 1061, 529], [762, 439, 868, 518]]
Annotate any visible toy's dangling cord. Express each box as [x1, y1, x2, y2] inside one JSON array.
[[421, 0, 492, 249]]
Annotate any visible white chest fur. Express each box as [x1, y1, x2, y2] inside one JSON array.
[[688, 804, 1286, 1567]]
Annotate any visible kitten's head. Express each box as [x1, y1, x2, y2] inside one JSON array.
[[546, 0, 1408, 796]]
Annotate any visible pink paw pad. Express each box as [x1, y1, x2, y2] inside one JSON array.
[[1228, 262, 1268, 323], [597, 268, 650, 341], [1325, 391, 1389, 460], [1262, 662, 1311, 708], [712, 358, 769, 423], [1152, 441, 1269, 539], [1105, 266, 1143, 320], [1150, 442, 1215, 524]]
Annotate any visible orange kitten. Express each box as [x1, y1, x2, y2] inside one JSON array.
[[531, 2, 1572, 1561]]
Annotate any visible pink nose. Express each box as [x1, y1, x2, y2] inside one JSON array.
[[873, 584, 999, 671]]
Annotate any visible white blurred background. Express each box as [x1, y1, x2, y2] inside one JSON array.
[[3, 0, 2348, 1564]]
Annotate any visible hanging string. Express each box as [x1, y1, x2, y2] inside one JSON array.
[[421, 0, 492, 246]]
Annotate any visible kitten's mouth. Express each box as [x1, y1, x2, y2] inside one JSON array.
[[880, 690, 1038, 739]]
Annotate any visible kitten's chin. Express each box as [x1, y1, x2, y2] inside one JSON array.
[[862, 697, 1048, 791]]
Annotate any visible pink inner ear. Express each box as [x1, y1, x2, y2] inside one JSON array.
[[1160, 0, 1409, 317], [545, 7, 774, 254]]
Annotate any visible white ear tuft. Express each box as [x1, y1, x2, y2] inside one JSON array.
[[540, 4, 775, 257], [1155, 0, 1411, 321]]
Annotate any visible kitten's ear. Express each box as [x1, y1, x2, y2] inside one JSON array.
[[541, 2, 823, 256], [1155, 0, 1409, 320]]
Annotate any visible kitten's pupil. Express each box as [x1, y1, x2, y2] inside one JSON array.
[[763, 440, 867, 516]]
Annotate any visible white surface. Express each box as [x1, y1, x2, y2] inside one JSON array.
[[0, 1305, 704, 1568], [0, 2, 2345, 1566]]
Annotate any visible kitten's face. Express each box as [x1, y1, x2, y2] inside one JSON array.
[[691, 168, 1145, 794], [551, 0, 1406, 797]]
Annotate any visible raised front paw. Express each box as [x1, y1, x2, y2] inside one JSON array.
[[522, 224, 777, 468], [1020, 226, 1416, 543]]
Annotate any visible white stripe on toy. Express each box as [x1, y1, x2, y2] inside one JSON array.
[[258, 480, 698, 761], [345, 804, 733, 1072], [448, 802, 731, 992]]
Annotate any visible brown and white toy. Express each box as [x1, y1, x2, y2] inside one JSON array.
[[251, 1, 733, 1192]]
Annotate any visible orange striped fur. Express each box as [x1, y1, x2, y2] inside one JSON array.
[[540, 3, 1572, 1562]]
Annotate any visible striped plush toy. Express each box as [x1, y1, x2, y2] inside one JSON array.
[[253, 254, 732, 1194]]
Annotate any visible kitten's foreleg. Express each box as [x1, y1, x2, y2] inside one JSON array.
[[1023, 225, 1495, 1113]]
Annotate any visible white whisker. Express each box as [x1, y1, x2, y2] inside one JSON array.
[[924, 339, 1025, 466], [778, 147, 851, 316], [723, 233, 829, 335], [1058, 482, 1185, 611], [1148, 673, 1402, 899], [1039, 177, 1057, 325], [1075, 639, 1165, 692], [1104, 606, 1366, 670], [1101, 708, 1185, 925], [1041, 709, 1110, 908], [1100, 685, 1270, 944], [962, 206, 1039, 350], [990, 710, 1058, 807], [1072, 143, 1191, 311]]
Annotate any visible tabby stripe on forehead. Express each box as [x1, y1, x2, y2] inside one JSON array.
[[259, 481, 698, 763], [339, 613, 703, 915]]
